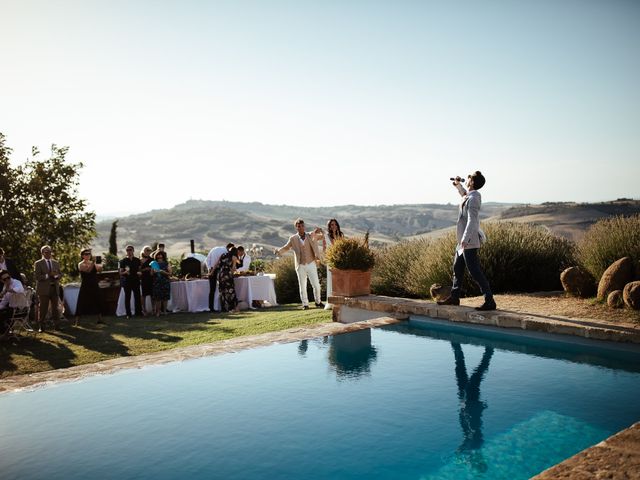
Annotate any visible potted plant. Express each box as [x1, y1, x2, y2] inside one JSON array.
[[325, 232, 375, 296]]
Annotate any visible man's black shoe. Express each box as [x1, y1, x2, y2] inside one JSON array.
[[475, 301, 497, 311], [315, 302, 325, 309], [436, 296, 460, 306], [302, 305, 309, 310]]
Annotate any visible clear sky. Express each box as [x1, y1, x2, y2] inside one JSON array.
[[2, 0, 639, 216]]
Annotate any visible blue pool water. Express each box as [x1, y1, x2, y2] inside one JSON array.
[[1, 317, 640, 480]]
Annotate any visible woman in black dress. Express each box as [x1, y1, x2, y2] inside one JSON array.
[[139, 246, 154, 316], [75, 248, 104, 325], [218, 246, 240, 313]]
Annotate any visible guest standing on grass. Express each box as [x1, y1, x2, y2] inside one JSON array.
[[34, 245, 62, 332], [150, 251, 171, 317], [275, 218, 324, 310], [75, 249, 104, 325], [119, 245, 142, 318], [218, 246, 240, 313], [206, 243, 234, 312], [139, 246, 154, 316], [320, 218, 344, 310], [437, 171, 496, 311]]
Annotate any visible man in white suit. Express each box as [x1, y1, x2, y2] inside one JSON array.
[[438, 171, 496, 311], [275, 219, 324, 310]]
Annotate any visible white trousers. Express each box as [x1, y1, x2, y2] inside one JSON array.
[[296, 262, 322, 306]]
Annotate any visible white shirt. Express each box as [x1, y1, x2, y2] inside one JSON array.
[[0, 278, 25, 309], [205, 246, 228, 270], [236, 253, 252, 272]]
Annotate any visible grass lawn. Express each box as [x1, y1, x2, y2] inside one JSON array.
[[0, 305, 331, 379]]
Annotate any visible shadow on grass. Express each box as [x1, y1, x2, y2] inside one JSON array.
[[1, 333, 78, 375]]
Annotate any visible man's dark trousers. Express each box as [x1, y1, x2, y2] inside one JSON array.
[[450, 248, 493, 302]]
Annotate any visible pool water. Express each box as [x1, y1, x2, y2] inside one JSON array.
[[1, 317, 639, 480]]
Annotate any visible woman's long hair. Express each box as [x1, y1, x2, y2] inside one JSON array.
[[327, 218, 344, 241]]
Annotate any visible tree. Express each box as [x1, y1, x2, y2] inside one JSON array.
[[0, 132, 96, 280], [108, 220, 118, 255]]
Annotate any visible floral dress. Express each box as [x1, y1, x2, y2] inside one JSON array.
[[151, 260, 171, 301], [217, 253, 238, 312]]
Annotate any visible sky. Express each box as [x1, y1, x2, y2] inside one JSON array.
[[2, 0, 639, 216]]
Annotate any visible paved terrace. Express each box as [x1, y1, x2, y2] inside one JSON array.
[[1, 294, 639, 479]]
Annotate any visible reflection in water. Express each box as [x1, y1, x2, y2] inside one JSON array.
[[328, 329, 378, 380], [451, 342, 494, 472]]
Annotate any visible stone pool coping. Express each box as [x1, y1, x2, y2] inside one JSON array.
[[330, 294, 640, 344]]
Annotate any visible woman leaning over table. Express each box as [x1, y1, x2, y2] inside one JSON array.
[[218, 246, 240, 313], [75, 248, 104, 325], [321, 218, 344, 309], [150, 251, 171, 317]]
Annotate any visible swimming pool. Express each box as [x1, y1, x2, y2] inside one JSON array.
[[1, 317, 639, 480]]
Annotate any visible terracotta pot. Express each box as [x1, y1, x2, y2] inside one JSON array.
[[331, 269, 371, 297]]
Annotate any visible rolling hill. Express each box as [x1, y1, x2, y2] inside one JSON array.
[[91, 198, 640, 257]]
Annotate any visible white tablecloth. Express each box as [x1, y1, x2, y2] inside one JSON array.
[[169, 279, 209, 313], [115, 277, 277, 315], [63, 285, 80, 316], [115, 288, 154, 316], [214, 275, 278, 311]]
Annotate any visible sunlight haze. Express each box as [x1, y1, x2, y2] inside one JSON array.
[[2, 0, 639, 216]]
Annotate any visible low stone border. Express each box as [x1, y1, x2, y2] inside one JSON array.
[[330, 295, 640, 344]]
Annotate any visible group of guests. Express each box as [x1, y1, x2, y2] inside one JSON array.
[[2, 170, 496, 338], [275, 218, 344, 310], [116, 244, 172, 319]]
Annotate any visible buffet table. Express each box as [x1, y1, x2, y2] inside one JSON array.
[[115, 275, 277, 316], [213, 275, 278, 311]]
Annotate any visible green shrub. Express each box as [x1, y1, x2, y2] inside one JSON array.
[[477, 222, 576, 293], [373, 222, 576, 298], [578, 214, 640, 280], [325, 235, 375, 271], [266, 256, 326, 304], [372, 239, 430, 297]]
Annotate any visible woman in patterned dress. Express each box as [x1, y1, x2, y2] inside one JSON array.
[[150, 251, 172, 317], [217, 246, 240, 313]]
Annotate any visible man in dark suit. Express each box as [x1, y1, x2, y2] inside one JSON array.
[[119, 245, 142, 318], [34, 245, 62, 331], [0, 247, 21, 282]]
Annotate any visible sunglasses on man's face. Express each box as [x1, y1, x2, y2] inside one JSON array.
[[1, 276, 10, 281]]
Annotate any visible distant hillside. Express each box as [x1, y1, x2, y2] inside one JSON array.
[[91, 198, 639, 257], [92, 200, 513, 257], [497, 199, 640, 241]]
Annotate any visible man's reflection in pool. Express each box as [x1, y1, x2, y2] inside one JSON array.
[[451, 342, 494, 472]]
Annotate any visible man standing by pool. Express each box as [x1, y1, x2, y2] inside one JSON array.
[[275, 219, 324, 310], [438, 171, 496, 311]]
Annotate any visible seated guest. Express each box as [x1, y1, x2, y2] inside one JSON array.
[[0, 248, 21, 282], [205, 243, 234, 312], [0, 269, 26, 339], [235, 246, 251, 273]]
